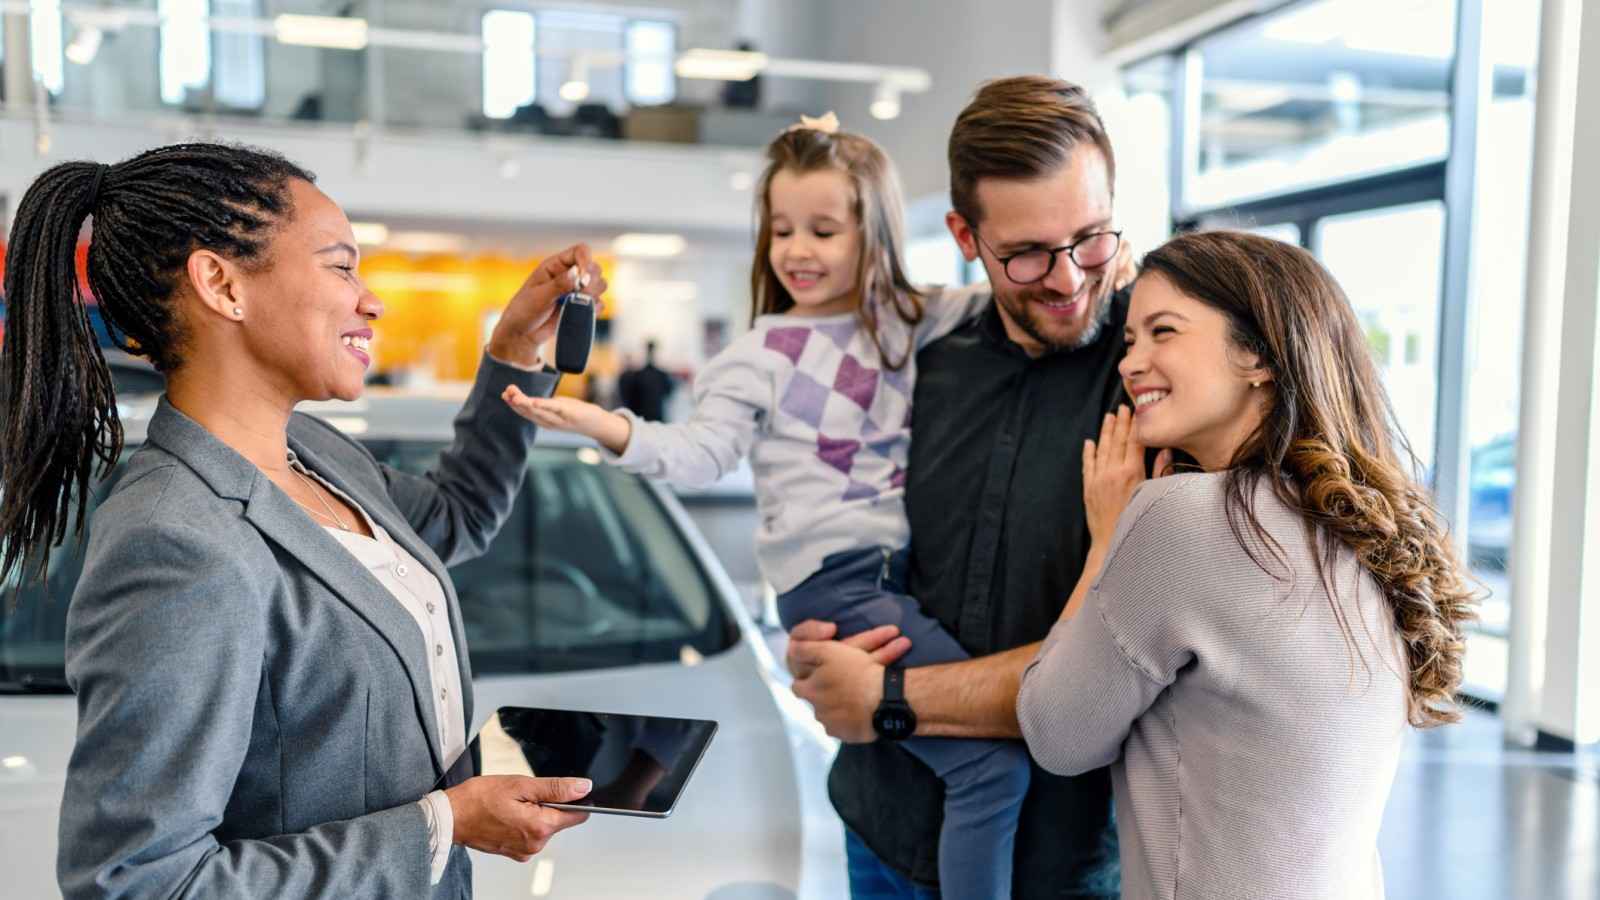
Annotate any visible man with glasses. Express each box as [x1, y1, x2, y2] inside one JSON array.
[[787, 75, 1134, 899]]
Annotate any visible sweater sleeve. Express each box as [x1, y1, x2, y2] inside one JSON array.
[[913, 283, 992, 350], [1017, 476, 1203, 776], [604, 338, 771, 488]]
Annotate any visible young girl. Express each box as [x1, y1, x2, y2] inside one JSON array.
[[505, 114, 1027, 899]]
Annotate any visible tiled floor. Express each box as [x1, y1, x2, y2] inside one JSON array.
[[1380, 708, 1599, 899]]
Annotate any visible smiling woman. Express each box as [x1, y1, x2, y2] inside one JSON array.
[[0, 142, 608, 899]]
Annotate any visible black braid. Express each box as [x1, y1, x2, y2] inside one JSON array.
[[0, 142, 315, 588]]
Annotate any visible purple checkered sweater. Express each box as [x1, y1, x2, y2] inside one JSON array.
[[607, 285, 991, 593]]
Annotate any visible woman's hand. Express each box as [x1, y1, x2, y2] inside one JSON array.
[[487, 244, 608, 369], [502, 391, 632, 454], [444, 775, 592, 863], [1083, 406, 1170, 547]]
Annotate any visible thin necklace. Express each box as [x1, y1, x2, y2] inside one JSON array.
[[290, 462, 351, 532]]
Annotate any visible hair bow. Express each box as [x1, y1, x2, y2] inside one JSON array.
[[785, 111, 841, 135]]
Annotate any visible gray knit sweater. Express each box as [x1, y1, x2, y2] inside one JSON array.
[[1019, 472, 1408, 900]]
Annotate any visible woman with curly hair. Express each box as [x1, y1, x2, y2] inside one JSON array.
[[1018, 230, 1477, 899]]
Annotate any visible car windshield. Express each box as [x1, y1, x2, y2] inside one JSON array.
[[0, 441, 737, 691]]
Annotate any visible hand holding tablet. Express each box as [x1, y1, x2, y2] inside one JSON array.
[[451, 706, 718, 819]]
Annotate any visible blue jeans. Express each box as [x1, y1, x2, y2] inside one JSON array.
[[846, 829, 940, 900], [782, 547, 1030, 900]]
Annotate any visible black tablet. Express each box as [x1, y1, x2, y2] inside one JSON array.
[[450, 706, 717, 819]]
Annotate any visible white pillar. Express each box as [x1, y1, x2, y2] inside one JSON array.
[[1502, 0, 1584, 745], [2, 9, 33, 111], [1520, 0, 1600, 748]]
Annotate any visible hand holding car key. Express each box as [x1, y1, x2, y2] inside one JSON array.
[[554, 264, 598, 374]]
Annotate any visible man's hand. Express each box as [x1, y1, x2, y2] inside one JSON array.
[[787, 621, 911, 743]]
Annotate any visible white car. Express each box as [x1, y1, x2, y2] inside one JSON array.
[[0, 392, 845, 899]]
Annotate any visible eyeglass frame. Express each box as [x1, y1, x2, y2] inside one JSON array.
[[971, 228, 1124, 285]]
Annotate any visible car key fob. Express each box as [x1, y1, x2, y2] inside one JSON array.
[[553, 291, 597, 374]]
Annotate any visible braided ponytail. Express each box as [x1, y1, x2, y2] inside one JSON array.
[[0, 143, 313, 587]]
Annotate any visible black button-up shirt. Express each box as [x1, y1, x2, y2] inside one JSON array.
[[828, 288, 1131, 897]]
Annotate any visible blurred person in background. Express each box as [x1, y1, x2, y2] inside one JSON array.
[[617, 339, 676, 422]]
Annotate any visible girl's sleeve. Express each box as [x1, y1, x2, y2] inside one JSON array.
[[913, 283, 992, 350], [604, 342, 771, 488], [1016, 478, 1202, 776]]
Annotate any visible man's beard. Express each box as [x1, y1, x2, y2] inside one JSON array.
[[995, 276, 1115, 354]]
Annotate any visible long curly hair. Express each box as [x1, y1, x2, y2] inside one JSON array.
[[1139, 230, 1478, 728]]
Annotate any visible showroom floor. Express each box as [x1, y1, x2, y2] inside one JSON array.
[[1380, 706, 1598, 900]]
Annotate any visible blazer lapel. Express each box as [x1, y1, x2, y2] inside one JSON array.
[[285, 434, 479, 735], [144, 398, 448, 776]]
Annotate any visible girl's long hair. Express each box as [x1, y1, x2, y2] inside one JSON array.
[[1140, 230, 1478, 728], [749, 126, 925, 370]]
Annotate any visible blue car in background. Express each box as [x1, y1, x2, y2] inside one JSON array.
[[1468, 434, 1514, 571]]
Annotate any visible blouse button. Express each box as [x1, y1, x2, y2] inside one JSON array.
[[435, 643, 444, 657], [426, 602, 437, 614], [396, 563, 410, 577]]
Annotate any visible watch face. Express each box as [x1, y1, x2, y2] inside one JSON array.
[[873, 705, 916, 741]]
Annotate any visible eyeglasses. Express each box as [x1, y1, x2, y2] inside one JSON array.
[[973, 229, 1123, 285]]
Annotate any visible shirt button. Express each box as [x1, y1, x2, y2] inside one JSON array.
[[396, 563, 409, 577], [426, 602, 436, 614], [435, 643, 444, 657], [441, 687, 448, 700]]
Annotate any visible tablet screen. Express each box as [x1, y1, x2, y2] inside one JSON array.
[[453, 707, 717, 818]]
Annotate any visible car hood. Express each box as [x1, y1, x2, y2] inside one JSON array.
[[0, 638, 844, 900]]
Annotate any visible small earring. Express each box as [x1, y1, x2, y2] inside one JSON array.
[[1251, 380, 1261, 388], [232, 307, 243, 318]]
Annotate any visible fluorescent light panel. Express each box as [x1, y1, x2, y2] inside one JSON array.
[[675, 48, 766, 81], [274, 14, 368, 50]]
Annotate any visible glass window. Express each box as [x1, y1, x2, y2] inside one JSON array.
[[1188, 0, 1458, 209], [211, 0, 265, 109], [0, 442, 736, 692], [1314, 200, 1446, 468], [1458, 0, 1542, 698], [1115, 54, 1177, 258], [535, 10, 624, 114], [482, 9, 536, 120], [625, 19, 675, 106], [159, 0, 210, 105], [30, 0, 64, 96]]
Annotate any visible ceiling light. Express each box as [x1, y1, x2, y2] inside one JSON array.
[[559, 79, 589, 102], [274, 14, 369, 51], [675, 48, 767, 81], [351, 222, 390, 245], [64, 26, 102, 65], [870, 82, 900, 120], [612, 233, 686, 258]]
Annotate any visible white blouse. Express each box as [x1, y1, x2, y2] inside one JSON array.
[[289, 454, 462, 884]]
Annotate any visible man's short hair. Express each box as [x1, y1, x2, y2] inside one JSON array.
[[948, 76, 1117, 228]]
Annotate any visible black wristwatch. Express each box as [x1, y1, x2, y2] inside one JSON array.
[[872, 666, 917, 741]]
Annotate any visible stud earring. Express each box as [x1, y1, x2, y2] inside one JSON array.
[[1251, 380, 1261, 388], [233, 307, 243, 318]]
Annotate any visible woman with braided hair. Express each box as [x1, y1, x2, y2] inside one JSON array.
[[1, 143, 604, 899], [1017, 230, 1477, 899]]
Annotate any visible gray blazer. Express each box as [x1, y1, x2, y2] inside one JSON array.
[[57, 356, 558, 900]]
